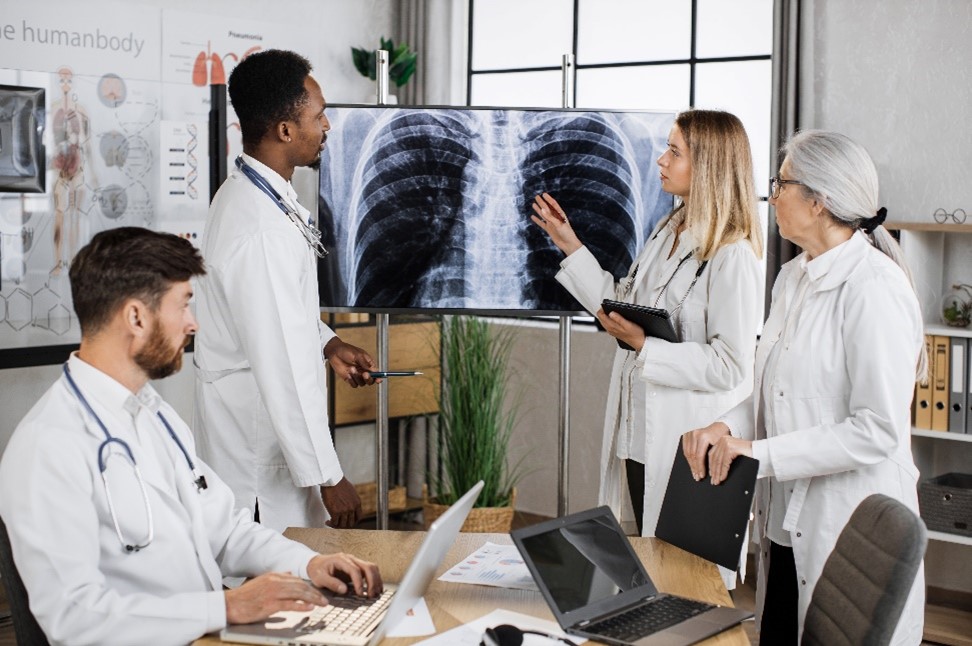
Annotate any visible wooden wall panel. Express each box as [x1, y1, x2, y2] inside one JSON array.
[[329, 321, 440, 425]]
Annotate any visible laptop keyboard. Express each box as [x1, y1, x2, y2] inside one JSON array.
[[586, 595, 713, 642], [293, 588, 394, 637]]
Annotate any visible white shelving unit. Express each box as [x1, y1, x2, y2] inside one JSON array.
[[927, 530, 972, 547], [913, 428, 972, 443], [890, 221, 972, 553]]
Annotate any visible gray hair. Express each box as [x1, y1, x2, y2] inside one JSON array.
[[783, 130, 927, 381]]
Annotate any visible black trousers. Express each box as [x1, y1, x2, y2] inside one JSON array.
[[760, 541, 799, 645], [625, 459, 645, 536]]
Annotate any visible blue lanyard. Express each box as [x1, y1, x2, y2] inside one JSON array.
[[62, 363, 207, 492]]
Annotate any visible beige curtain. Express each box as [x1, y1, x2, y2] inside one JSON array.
[[394, 0, 468, 106], [766, 0, 809, 310]]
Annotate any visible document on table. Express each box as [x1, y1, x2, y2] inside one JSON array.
[[438, 541, 538, 590], [414, 609, 583, 646]]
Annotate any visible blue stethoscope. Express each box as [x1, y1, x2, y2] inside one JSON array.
[[63, 363, 207, 553], [235, 155, 328, 258]]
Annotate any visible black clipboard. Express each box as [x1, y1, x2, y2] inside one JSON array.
[[601, 299, 678, 351], [654, 438, 759, 570]]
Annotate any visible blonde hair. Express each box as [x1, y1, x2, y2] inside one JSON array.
[[675, 110, 763, 261]]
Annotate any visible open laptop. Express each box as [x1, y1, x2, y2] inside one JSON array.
[[512, 506, 751, 646], [221, 480, 484, 646]]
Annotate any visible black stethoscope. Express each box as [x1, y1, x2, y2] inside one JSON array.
[[622, 213, 709, 315], [235, 155, 328, 258], [63, 363, 207, 553]]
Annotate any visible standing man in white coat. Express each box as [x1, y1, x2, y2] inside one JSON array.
[[194, 50, 377, 531], [0, 228, 382, 646]]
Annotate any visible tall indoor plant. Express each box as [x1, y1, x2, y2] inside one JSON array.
[[425, 316, 522, 530]]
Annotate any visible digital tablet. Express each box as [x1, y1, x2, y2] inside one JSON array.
[[601, 299, 679, 350]]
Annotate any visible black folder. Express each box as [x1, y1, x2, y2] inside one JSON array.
[[655, 438, 759, 570], [601, 299, 678, 351]]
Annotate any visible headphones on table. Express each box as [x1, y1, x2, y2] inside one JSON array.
[[480, 624, 574, 646]]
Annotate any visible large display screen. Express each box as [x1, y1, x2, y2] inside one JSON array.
[[318, 105, 674, 314]]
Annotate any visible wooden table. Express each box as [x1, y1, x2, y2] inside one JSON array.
[[199, 528, 749, 645]]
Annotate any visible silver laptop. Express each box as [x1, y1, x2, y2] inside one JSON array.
[[511, 506, 751, 646], [221, 480, 484, 646]]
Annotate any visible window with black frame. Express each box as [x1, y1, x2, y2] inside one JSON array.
[[467, 0, 773, 312]]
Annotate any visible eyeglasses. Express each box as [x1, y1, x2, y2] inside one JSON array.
[[770, 177, 805, 200], [933, 208, 967, 224]]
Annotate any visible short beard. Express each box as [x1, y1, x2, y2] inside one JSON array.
[[307, 156, 321, 170], [134, 321, 187, 381]]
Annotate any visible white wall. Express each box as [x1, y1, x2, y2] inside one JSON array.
[[803, 0, 972, 219], [0, 0, 395, 454], [500, 321, 617, 517]]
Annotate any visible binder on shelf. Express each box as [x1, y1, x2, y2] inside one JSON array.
[[914, 335, 934, 429], [930, 335, 950, 432], [949, 337, 968, 433], [967, 338, 972, 434]]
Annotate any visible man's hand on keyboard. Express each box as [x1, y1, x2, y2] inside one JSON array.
[[225, 572, 329, 625], [308, 552, 383, 599]]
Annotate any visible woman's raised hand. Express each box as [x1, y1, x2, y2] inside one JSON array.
[[530, 193, 583, 256]]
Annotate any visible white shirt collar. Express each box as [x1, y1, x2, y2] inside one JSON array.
[[66, 353, 162, 418], [799, 232, 854, 283], [239, 152, 300, 203]]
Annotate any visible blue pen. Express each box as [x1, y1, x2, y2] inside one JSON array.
[[367, 371, 424, 378]]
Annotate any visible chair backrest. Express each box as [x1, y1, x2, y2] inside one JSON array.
[[802, 493, 927, 646], [0, 515, 50, 646]]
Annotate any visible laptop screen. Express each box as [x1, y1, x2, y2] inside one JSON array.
[[518, 514, 650, 614]]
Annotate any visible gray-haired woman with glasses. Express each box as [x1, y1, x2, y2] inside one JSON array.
[[684, 130, 926, 645]]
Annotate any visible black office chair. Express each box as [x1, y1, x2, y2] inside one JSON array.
[[802, 494, 927, 646], [0, 515, 49, 646]]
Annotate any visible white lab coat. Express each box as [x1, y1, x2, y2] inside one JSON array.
[[194, 154, 342, 531], [0, 355, 318, 646], [721, 231, 925, 644], [556, 218, 762, 546]]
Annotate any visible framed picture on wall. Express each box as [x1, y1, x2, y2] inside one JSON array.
[[0, 84, 46, 194], [0, 69, 165, 369]]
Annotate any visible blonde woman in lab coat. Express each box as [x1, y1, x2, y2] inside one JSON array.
[[532, 110, 764, 587], [683, 130, 926, 644]]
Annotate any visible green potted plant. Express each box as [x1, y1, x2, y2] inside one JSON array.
[[351, 37, 418, 88], [424, 316, 524, 532], [942, 283, 972, 327]]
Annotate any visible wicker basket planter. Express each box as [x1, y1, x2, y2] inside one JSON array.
[[919, 472, 972, 537], [423, 487, 516, 533]]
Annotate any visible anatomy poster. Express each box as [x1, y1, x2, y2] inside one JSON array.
[[0, 3, 319, 357], [318, 106, 675, 313], [160, 10, 319, 170]]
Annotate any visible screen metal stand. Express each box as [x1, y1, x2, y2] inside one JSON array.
[[375, 50, 391, 529], [208, 83, 227, 203], [558, 54, 575, 518]]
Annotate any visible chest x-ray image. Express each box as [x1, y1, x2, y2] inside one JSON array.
[[318, 105, 674, 314]]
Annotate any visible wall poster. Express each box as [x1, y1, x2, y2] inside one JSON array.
[[0, 2, 317, 366]]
